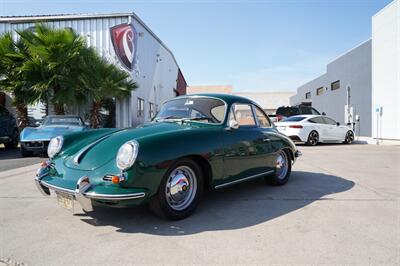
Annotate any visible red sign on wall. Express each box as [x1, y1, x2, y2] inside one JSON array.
[[110, 23, 137, 70]]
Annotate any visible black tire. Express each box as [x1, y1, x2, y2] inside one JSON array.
[[4, 129, 19, 149], [343, 130, 354, 144], [306, 130, 319, 146], [20, 145, 33, 157], [265, 149, 292, 186], [149, 158, 204, 220]]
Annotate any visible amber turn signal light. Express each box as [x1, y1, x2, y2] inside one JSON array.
[[111, 175, 120, 184]]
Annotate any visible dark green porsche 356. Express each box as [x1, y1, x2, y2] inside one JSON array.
[[35, 94, 301, 219]]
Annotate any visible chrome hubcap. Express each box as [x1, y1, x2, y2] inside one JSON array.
[[276, 151, 288, 180], [165, 166, 197, 211]]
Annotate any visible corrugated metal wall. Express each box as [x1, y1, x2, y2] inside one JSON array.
[[0, 14, 181, 128]]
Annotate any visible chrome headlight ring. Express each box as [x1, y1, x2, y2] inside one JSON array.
[[116, 140, 139, 171], [47, 136, 63, 159]]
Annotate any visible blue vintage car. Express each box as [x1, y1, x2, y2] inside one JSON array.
[[20, 115, 87, 157]]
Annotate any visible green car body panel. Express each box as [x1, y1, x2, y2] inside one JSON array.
[[37, 94, 299, 208]]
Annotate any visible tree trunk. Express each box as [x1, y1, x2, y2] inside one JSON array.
[[90, 100, 102, 128], [54, 103, 65, 115], [15, 103, 29, 129]]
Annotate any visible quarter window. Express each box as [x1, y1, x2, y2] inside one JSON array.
[[254, 106, 271, 127], [323, 117, 337, 125], [230, 103, 256, 126], [331, 80, 340, 91], [137, 98, 144, 117], [305, 92, 311, 99]]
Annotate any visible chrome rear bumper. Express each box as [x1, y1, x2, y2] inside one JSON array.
[[35, 165, 146, 212]]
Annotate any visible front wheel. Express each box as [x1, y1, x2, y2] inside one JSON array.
[[306, 131, 319, 146], [343, 130, 354, 144], [20, 145, 33, 157], [149, 158, 204, 220], [265, 150, 292, 186]]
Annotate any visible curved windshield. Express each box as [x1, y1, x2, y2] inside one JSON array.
[[155, 97, 226, 124], [43, 116, 83, 126]]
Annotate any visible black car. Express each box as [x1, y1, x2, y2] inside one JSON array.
[[0, 105, 19, 149], [275, 105, 322, 122]]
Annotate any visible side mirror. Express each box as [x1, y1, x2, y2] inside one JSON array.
[[84, 122, 90, 128], [336, 122, 340, 126], [228, 120, 239, 130], [322, 112, 326, 116]]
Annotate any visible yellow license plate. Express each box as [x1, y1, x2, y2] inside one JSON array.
[[56, 192, 74, 211]]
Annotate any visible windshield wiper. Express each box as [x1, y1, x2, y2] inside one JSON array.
[[154, 116, 183, 122]]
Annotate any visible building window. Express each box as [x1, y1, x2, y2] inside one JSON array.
[[137, 98, 144, 117], [316, 87, 324, 96], [149, 102, 155, 119], [305, 92, 311, 99], [331, 80, 340, 91]]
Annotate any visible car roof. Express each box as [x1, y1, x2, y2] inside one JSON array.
[[289, 115, 321, 119], [177, 93, 256, 105]]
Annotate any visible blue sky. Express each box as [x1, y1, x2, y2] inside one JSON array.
[[0, 0, 392, 92]]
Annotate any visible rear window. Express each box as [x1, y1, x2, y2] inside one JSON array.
[[276, 107, 300, 117], [281, 116, 306, 122]]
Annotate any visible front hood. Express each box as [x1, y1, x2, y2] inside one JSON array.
[[64, 122, 189, 170], [21, 126, 85, 141]]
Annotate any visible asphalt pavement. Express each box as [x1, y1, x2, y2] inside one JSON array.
[[0, 145, 47, 172], [0, 143, 399, 265]]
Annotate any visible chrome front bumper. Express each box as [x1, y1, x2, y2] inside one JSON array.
[[35, 164, 146, 212]]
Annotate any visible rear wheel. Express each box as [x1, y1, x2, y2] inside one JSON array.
[[343, 130, 354, 144], [306, 131, 319, 146], [265, 149, 291, 186], [4, 129, 19, 149], [149, 158, 204, 220]]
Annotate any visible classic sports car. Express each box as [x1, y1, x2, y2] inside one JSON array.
[[20, 115, 87, 157], [35, 94, 301, 220]]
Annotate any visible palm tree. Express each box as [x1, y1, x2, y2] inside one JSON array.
[[18, 24, 88, 114], [0, 32, 39, 128], [80, 48, 137, 128]]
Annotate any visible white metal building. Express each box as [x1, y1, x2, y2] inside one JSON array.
[[0, 13, 187, 128], [372, 0, 400, 141], [290, 40, 372, 137]]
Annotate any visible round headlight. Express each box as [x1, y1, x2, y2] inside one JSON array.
[[48, 136, 63, 158], [116, 140, 139, 170]]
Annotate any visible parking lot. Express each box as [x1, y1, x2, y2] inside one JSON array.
[[0, 143, 399, 265]]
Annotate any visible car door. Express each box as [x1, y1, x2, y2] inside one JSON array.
[[308, 116, 327, 141], [221, 103, 273, 185], [322, 117, 341, 141]]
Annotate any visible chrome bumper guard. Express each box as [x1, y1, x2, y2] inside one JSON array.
[[35, 166, 146, 212]]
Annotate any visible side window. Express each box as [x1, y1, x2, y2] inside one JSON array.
[[231, 103, 256, 126], [323, 117, 336, 125], [308, 118, 317, 123], [254, 105, 271, 127]]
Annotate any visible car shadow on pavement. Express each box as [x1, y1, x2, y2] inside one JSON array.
[[78, 171, 354, 235]]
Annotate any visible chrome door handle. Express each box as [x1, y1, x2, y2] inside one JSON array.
[[263, 138, 271, 142]]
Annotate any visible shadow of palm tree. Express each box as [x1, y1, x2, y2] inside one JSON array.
[[78, 171, 354, 235]]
